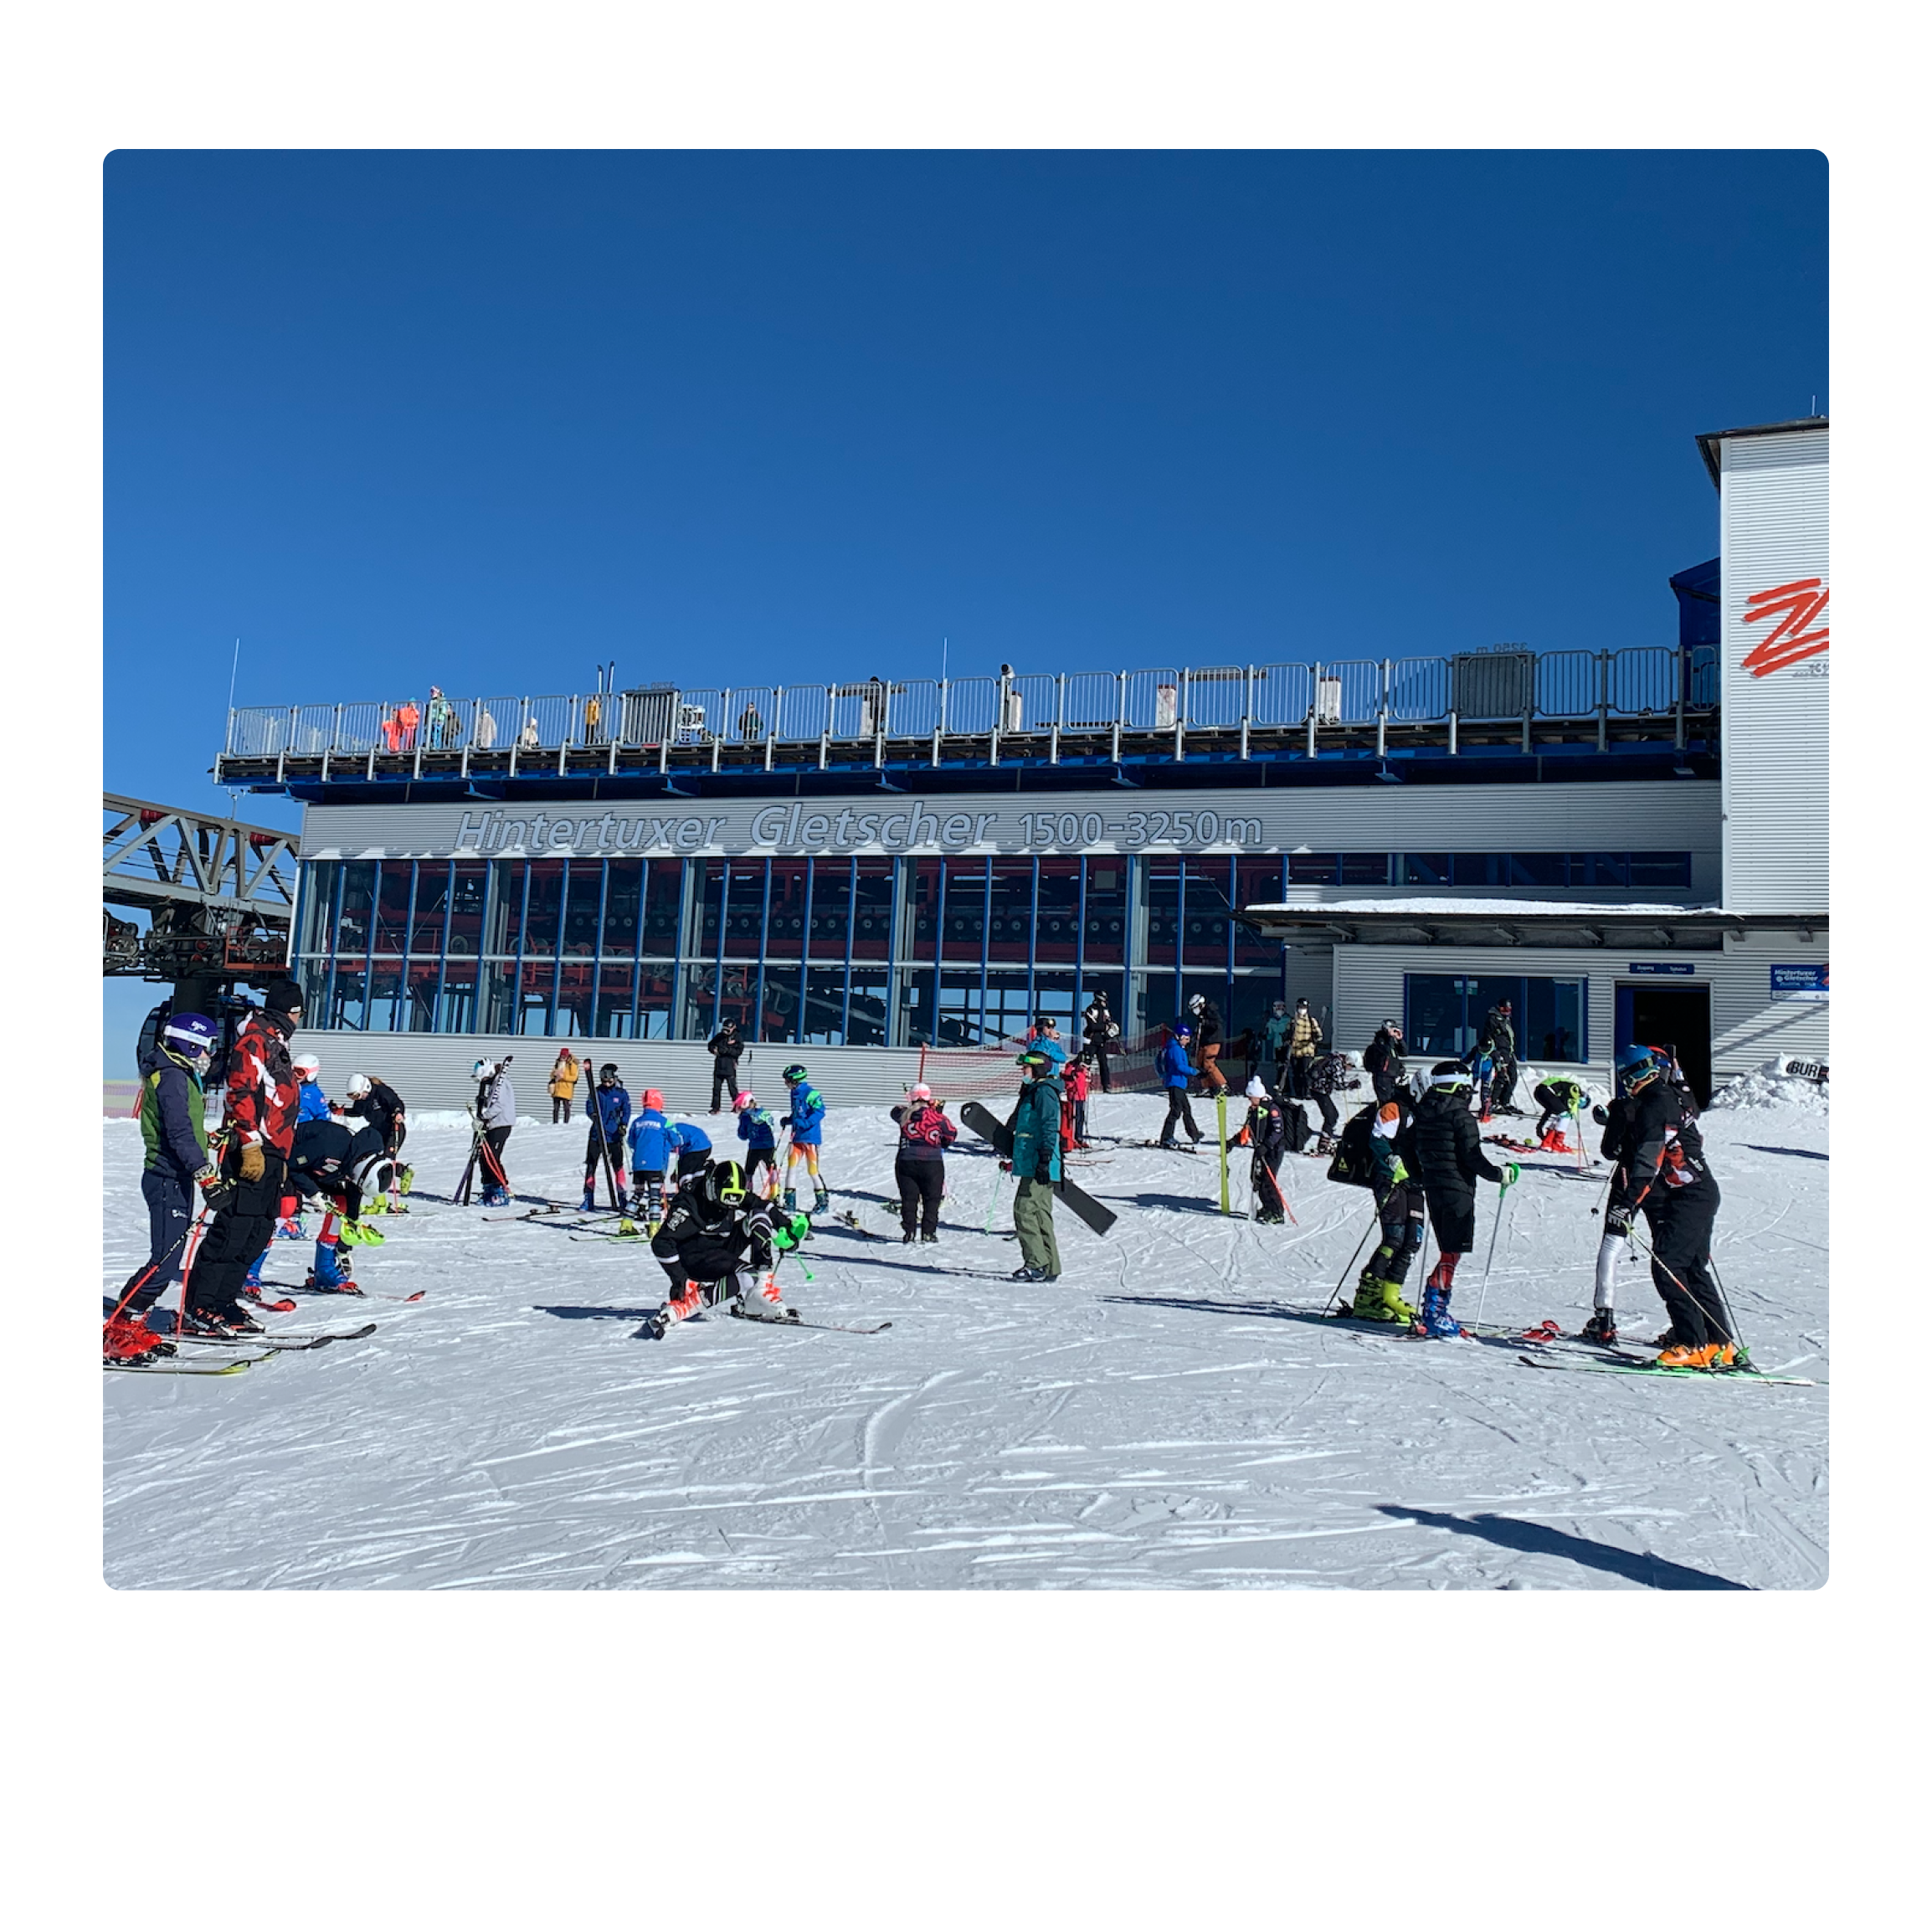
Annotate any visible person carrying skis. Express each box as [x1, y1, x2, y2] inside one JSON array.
[[1595, 1043, 1733, 1365], [109, 1010, 224, 1348], [182, 978, 303, 1336], [645, 1160, 809, 1334], [1532, 1072, 1588, 1147], [1363, 1020, 1406, 1104], [1286, 998, 1322, 1100], [547, 1047, 580, 1123], [889, 1082, 957, 1246], [1344, 1077, 1426, 1323], [288, 1117, 393, 1291], [472, 1057, 516, 1206], [1237, 1077, 1290, 1224], [733, 1090, 782, 1195], [779, 1062, 830, 1213], [1482, 999, 1522, 1113], [1002, 1039, 1065, 1282], [1409, 1057, 1518, 1338], [1081, 991, 1118, 1094], [1187, 994, 1227, 1095], [1157, 1021, 1204, 1148], [342, 1071, 410, 1195], [627, 1090, 676, 1224], [581, 1062, 632, 1211], [707, 1018, 744, 1113]]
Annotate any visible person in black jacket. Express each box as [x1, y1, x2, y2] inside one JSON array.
[[707, 1019, 744, 1113], [1303, 1049, 1352, 1149], [1081, 993, 1118, 1094], [342, 1072, 410, 1196], [1482, 1000, 1522, 1113], [287, 1116, 392, 1292], [1187, 994, 1226, 1095], [1362, 1021, 1406, 1104], [1599, 1044, 1732, 1364], [1344, 1082, 1425, 1323], [1237, 1077, 1290, 1223], [645, 1161, 805, 1334], [1410, 1058, 1517, 1338]]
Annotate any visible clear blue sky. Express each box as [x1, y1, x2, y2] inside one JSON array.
[[103, 148, 1825, 1069]]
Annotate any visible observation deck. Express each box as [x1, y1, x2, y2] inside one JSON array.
[[215, 644, 1720, 804]]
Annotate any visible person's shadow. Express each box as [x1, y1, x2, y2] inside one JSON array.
[[1376, 1505, 1752, 1590]]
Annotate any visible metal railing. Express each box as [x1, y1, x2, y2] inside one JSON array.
[[219, 643, 1722, 774]]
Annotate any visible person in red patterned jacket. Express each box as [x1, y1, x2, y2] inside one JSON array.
[[182, 978, 304, 1335], [887, 1084, 957, 1246]]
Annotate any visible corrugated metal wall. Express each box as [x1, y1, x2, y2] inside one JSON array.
[[1720, 429, 1828, 910], [1330, 938, 1827, 1082]]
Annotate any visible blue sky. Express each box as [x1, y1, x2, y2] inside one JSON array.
[[104, 148, 1825, 1068]]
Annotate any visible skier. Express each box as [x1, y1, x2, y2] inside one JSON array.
[[665, 1116, 712, 1185], [1064, 1052, 1092, 1146], [1466, 1040, 1499, 1122], [1188, 994, 1227, 1095], [1262, 1000, 1292, 1094], [182, 979, 303, 1336], [292, 1053, 330, 1123], [707, 1018, 744, 1113], [288, 1117, 393, 1291], [547, 1046, 579, 1123], [1081, 991, 1118, 1094], [1157, 1022, 1204, 1149], [1363, 1020, 1406, 1103], [580, 1062, 632, 1210], [1532, 1072, 1588, 1148], [1002, 1039, 1065, 1282], [1303, 1047, 1349, 1151], [1409, 1058, 1518, 1338], [342, 1071, 410, 1195], [645, 1160, 809, 1334], [109, 1010, 224, 1348], [1238, 1077, 1289, 1224], [733, 1090, 783, 1195], [889, 1082, 957, 1245], [472, 1057, 516, 1206], [1343, 1077, 1426, 1323], [626, 1090, 676, 1225], [1595, 1043, 1733, 1365], [1482, 999, 1522, 1113], [779, 1062, 830, 1213], [1286, 998, 1322, 1100]]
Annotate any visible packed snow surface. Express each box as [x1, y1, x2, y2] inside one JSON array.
[[103, 1091, 1827, 1590]]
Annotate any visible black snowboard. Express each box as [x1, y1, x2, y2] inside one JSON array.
[[958, 1102, 1118, 1237]]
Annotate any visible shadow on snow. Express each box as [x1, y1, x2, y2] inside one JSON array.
[[1376, 1505, 1752, 1591]]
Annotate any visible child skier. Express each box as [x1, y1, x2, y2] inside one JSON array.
[[1065, 1054, 1092, 1146], [1239, 1077, 1289, 1224], [780, 1063, 830, 1213], [1532, 1072, 1588, 1149], [580, 1062, 631, 1210], [733, 1090, 782, 1195], [645, 1161, 810, 1335], [627, 1090, 675, 1224], [1409, 1058, 1518, 1337], [1344, 1078, 1426, 1323]]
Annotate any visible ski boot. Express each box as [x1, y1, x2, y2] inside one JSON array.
[[398, 1164, 415, 1196], [578, 1190, 598, 1213], [103, 1318, 166, 1366], [641, 1308, 670, 1341], [920, 1231, 939, 1246], [1010, 1266, 1058, 1284], [812, 1187, 831, 1216], [782, 1187, 798, 1212], [180, 1308, 240, 1340], [275, 1215, 306, 1240], [1417, 1283, 1463, 1339], [1346, 1273, 1418, 1324], [1657, 1341, 1738, 1370], [901, 1232, 917, 1246], [1579, 1309, 1618, 1348], [732, 1273, 795, 1321]]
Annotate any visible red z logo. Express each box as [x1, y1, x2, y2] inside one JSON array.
[[1739, 578, 1829, 676]]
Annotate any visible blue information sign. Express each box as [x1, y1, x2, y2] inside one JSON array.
[[1770, 964, 1828, 1000], [1628, 963, 1695, 975]]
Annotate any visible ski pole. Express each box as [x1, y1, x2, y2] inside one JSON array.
[[106, 1208, 210, 1329], [1475, 1179, 1510, 1334], [983, 1165, 1008, 1234], [1323, 1217, 1379, 1313], [1627, 1215, 1745, 1361]]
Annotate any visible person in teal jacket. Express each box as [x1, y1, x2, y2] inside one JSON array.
[[1004, 1038, 1065, 1282]]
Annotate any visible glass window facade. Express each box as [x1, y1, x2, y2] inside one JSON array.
[[1402, 973, 1590, 1061]]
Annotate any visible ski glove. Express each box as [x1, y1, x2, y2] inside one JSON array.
[[1389, 1160, 1409, 1185], [1604, 1203, 1633, 1237], [1499, 1162, 1520, 1187], [1592, 1104, 1609, 1125], [772, 1215, 811, 1252], [239, 1143, 266, 1182]]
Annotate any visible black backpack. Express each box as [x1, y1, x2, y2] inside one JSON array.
[[1283, 1099, 1313, 1154], [1326, 1107, 1380, 1189]]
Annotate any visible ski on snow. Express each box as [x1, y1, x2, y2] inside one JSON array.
[[1518, 1353, 1819, 1388], [105, 1349, 279, 1376]]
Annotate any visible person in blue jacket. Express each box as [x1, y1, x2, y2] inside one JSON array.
[[291, 1053, 331, 1123], [1003, 1038, 1065, 1282], [580, 1062, 632, 1210], [627, 1090, 674, 1222], [733, 1091, 783, 1195], [665, 1117, 712, 1185], [1157, 1021, 1205, 1149], [779, 1063, 830, 1214]]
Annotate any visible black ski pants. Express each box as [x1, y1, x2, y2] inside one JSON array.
[[1251, 1144, 1287, 1220], [1364, 1174, 1426, 1287], [1493, 1058, 1519, 1108], [1159, 1087, 1203, 1144], [1093, 1046, 1112, 1094], [895, 1157, 945, 1237], [1642, 1175, 1729, 1346], [710, 1060, 739, 1111], [585, 1128, 626, 1194], [1311, 1090, 1340, 1138], [1421, 1180, 1478, 1257], [480, 1124, 512, 1195], [187, 1154, 285, 1317], [121, 1166, 196, 1314]]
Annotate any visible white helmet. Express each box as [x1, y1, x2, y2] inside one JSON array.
[[347, 1072, 373, 1097], [911, 1082, 934, 1101], [292, 1053, 321, 1081], [471, 1059, 495, 1082]]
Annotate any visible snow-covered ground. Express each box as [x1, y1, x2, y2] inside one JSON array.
[[103, 1081, 1827, 1590]]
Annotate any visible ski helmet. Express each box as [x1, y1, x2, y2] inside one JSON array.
[[1430, 1059, 1472, 1092], [346, 1072, 373, 1098], [1616, 1044, 1661, 1092], [471, 1059, 495, 1082], [1189, 994, 1205, 1013], [1092, 990, 1107, 1006], [732, 1090, 758, 1112], [782, 1063, 808, 1085], [599, 1062, 620, 1083], [911, 1083, 934, 1102], [1173, 1021, 1193, 1040], [162, 1011, 219, 1059], [643, 1088, 665, 1111], [357, 1155, 395, 1200], [292, 1053, 321, 1081]]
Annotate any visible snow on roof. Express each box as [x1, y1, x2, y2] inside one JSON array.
[[1246, 897, 1719, 917]]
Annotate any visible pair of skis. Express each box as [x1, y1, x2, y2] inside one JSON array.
[[106, 1322, 380, 1376]]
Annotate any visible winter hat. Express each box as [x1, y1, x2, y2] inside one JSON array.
[[1245, 1077, 1268, 1099], [643, 1088, 665, 1111], [264, 978, 304, 1015]]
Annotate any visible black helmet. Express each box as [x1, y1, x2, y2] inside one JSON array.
[[1092, 991, 1107, 1005], [782, 1063, 807, 1085], [599, 1063, 620, 1083]]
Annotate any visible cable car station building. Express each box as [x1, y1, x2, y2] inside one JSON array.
[[217, 421, 1827, 1106]]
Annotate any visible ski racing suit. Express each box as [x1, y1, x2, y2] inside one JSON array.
[[735, 1103, 782, 1195], [584, 1080, 632, 1204], [650, 1173, 795, 1325], [1361, 1091, 1426, 1292]]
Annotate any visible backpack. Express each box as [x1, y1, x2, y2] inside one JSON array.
[[1325, 1107, 1380, 1189], [1283, 1100, 1313, 1154]]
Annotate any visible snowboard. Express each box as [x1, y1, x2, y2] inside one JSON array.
[[957, 1102, 1117, 1236]]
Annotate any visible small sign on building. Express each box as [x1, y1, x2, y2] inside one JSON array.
[[1628, 962, 1695, 975], [1770, 964, 1828, 1000]]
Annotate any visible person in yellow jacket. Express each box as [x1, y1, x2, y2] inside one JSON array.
[[548, 1047, 581, 1123]]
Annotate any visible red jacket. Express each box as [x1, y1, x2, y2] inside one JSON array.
[[224, 1010, 300, 1156]]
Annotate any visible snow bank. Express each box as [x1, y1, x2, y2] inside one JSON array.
[[1710, 1057, 1829, 1113]]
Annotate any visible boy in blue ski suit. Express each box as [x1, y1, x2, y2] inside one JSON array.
[[734, 1092, 782, 1196], [1157, 1022, 1204, 1148], [627, 1092, 674, 1222], [779, 1065, 830, 1213], [581, 1065, 632, 1210]]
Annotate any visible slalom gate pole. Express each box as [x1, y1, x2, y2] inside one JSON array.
[[1323, 1216, 1379, 1314], [1216, 1094, 1231, 1215]]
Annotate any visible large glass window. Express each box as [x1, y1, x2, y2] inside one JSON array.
[[1143, 859, 1179, 970], [447, 865, 487, 958], [641, 861, 682, 955], [1524, 978, 1585, 1061], [724, 864, 767, 958], [762, 862, 810, 962], [1405, 974, 1465, 1056], [337, 862, 376, 953], [985, 861, 1033, 967], [1401, 974, 1590, 1061], [601, 861, 641, 956], [635, 962, 676, 1040], [562, 861, 604, 958], [1034, 861, 1081, 967], [1233, 857, 1284, 961], [519, 861, 565, 957], [851, 861, 896, 964], [846, 967, 890, 1046], [799, 965, 850, 1044], [1182, 860, 1234, 969], [412, 864, 451, 952], [373, 866, 412, 953], [1082, 860, 1128, 966], [438, 960, 479, 1033]]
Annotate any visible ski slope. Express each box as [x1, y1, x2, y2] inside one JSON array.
[[102, 1078, 1827, 1590]]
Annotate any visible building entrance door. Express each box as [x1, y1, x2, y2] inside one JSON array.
[[1614, 984, 1712, 1106]]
